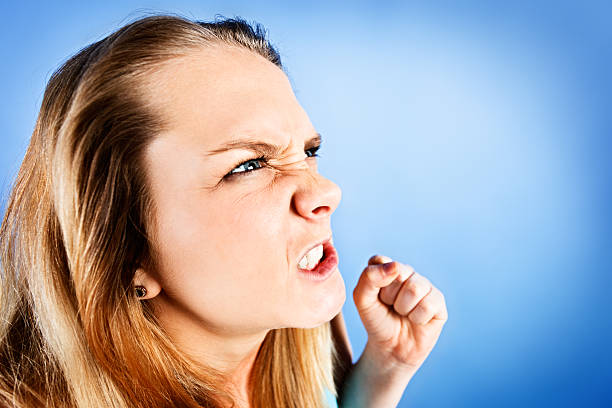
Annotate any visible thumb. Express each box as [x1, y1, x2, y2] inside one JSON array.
[[353, 256, 401, 328], [368, 254, 393, 266]]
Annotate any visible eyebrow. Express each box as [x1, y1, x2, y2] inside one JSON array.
[[204, 133, 322, 157]]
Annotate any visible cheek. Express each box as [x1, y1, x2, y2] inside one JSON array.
[[153, 189, 292, 328]]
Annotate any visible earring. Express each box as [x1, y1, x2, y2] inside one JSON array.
[[135, 285, 147, 299]]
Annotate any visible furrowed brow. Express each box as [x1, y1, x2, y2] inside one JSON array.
[[205, 133, 322, 157]]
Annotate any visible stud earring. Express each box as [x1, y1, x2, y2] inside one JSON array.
[[135, 285, 147, 298]]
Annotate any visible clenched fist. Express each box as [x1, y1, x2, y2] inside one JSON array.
[[353, 254, 448, 375]]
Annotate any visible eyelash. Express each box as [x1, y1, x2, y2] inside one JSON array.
[[224, 145, 321, 179]]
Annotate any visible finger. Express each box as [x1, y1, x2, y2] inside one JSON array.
[[379, 263, 415, 305], [379, 278, 403, 306], [427, 287, 449, 325], [408, 286, 446, 325], [393, 272, 432, 316], [353, 261, 401, 314], [369, 255, 401, 306], [368, 254, 393, 265]]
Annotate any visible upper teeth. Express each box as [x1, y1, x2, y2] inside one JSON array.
[[298, 244, 324, 270]]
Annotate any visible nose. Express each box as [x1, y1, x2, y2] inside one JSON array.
[[292, 170, 342, 220]]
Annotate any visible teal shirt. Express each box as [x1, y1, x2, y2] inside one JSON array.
[[324, 388, 339, 408]]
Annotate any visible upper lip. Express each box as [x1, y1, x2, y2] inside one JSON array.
[[296, 235, 332, 265]]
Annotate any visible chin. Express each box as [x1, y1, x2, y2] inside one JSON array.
[[296, 290, 347, 329], [279, 269, 346, 329]]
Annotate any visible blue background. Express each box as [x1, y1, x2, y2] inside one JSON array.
[[1, 1, 611, 407]]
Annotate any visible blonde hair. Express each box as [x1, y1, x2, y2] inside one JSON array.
[[0, 15, 337, 408]]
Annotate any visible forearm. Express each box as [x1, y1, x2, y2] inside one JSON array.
[[338, 343, 418, 408]]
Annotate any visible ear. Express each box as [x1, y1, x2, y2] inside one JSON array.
[[133, 266, 162, 300]]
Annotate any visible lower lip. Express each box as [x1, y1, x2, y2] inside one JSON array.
[[297, 240, 339, 282]]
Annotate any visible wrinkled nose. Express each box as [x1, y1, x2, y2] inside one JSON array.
[[292, 170, 342, 220]]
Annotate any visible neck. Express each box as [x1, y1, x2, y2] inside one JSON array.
[[154, 296, 269, 407]]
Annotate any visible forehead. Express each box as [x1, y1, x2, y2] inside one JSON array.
[[147, 45, 313, 147]]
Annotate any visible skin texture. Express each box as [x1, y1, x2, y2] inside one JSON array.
[[134, 44, 448, 407]]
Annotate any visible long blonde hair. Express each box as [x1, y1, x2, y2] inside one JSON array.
[[0, 15, 336, 408]]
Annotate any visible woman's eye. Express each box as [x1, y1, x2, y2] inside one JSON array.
[[225, 157, 267, 178], [223, 145, 321, 180], [305, 145, 321, 158]]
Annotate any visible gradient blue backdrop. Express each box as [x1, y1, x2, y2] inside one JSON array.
[[1, 1, 611, 407]]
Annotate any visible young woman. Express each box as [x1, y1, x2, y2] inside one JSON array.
[[0, 15, 447, 408]]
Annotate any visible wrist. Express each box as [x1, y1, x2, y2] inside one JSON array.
[[361, 341, 420, 383], [338, 343, 418, 408]]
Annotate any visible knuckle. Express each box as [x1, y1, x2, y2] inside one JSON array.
[[404, 280, 421, 296], [419, 275, 431, 287], [417, 301, 432, 315], [353, 294, 365, 310], [352, 287, 362, 304], [431, 286, 445, 304]]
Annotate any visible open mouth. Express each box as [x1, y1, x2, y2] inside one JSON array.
[[297, 240, 338, 281]]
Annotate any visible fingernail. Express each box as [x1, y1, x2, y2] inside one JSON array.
[[383, 262, 395, 274], [379, 254, 393, 263]]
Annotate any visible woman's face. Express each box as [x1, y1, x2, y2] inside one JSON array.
[[141, 45, 345, 339]]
